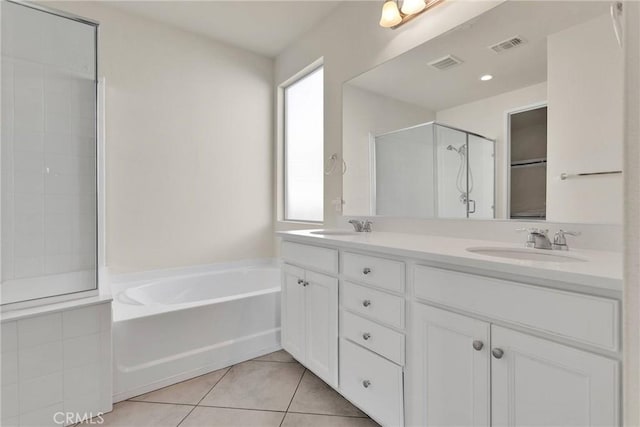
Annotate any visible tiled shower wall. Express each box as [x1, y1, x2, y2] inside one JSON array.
[[1, 302, 112, 426], [1, 1, 97, 302]]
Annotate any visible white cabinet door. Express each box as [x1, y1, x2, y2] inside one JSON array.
[[491, 326, 619, 427], [305, 270, 338, 387], [409, 304, 490, 427], [282, 264, 306, 363]]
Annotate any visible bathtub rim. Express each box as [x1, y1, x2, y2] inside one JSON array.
[[110, 259, 280, 322]]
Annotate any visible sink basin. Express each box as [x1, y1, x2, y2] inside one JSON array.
[[467, 247, 587, 263], [310, 230, 359, 236]]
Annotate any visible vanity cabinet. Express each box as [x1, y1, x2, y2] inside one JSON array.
[[411, 304, 490, 427], [279, 234, 621, 427], [410, 265, 620, 427], [491, 326, 618, 427], [281, 263, 338, 387], [411, 304, 619, 427]]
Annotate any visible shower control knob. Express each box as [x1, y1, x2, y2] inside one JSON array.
[[303, 281, 309, 287], [363, 267, 372, 275], [297, 279, 304, 285], [362, 333, 371, 341], [362, 299, 372, 307], [362, 380, 371, 388], [492, 348, 504, 359], [472, 340, 484, 351]]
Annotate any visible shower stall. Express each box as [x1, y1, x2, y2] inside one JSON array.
[[1, 1, 99, 305], [372, 121, 495, 219]]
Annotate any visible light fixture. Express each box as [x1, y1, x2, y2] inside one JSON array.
[[380, 0, 445, 29], [401, 0, 426, 15], [480, 74, 493, 81], [379, 0, 402, 28]]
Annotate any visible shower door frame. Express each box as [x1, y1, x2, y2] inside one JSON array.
[[1, 0, 104, 310]]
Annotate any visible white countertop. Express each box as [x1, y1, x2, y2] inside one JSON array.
[[277, 229, 623, 294]]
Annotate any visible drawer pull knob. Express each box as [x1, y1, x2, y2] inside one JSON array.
[[362, 333, 371, 341], [297, 279, 304, 285], [492, 348, 504, 359], [362, 380, 371, 388], [472, 340, 484, 351], [362, 300, 372, 307], [363, 267, 372, 275]]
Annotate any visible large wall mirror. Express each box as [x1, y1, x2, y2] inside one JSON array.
[[342, 1, 623, 224]]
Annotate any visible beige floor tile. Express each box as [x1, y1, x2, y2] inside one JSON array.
[[200, 360, 305, 411], [281, 413, 380, 427], [289, 371, 366, 417], [180, 406, 285, 427], [253, 350, 297, 363], [84, 401, 192, 426], [129, 368, 229, 405]]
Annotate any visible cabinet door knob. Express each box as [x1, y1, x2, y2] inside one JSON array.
[[297, 279, 304, 285], [472, 340, 484, 351], [362, 380, 371, 388], [362, 333, 371, 341], [492, 348, 504, 359], [363, 267, 372, 275], [362, 299, 372, 307]]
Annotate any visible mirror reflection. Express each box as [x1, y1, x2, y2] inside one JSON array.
[[342, 1, 623, 223]]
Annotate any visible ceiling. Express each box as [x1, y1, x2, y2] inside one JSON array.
[[107, 1, 342, 57], [348, 1, 610, 112]]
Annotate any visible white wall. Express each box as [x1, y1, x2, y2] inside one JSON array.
[[547, 13, 623, 224], [436, 83, 547, 218], [47, 2, 274, 273], [275, 0, 504, 232], [342, 85, 434, 215]]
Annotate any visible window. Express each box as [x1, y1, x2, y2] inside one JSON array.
[[284, 66, 324, 222]]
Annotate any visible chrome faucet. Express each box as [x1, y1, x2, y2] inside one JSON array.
[[518, 228, 580, 250], [517, 228, 552, 250], [348, 219, 373, 232], [552, 229, 581, 251]]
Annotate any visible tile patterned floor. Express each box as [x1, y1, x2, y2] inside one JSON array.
[[88, 351, 379, 427]]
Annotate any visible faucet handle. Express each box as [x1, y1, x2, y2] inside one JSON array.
[[553, 229, 581, 250], [363, 220, 373, 232]]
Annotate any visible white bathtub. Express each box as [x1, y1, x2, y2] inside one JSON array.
[[111, 262, 281, 402]]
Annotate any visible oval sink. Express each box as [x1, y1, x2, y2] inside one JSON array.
[[467, 247, 587, 263], [310, 230, 359, 236]]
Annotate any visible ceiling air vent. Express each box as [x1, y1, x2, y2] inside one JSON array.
[[489, 36, 527, 53], [428, 55, 463, 71]]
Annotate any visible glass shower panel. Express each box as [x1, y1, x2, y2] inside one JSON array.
[[467, 134, 495, 219], [374, 123, 435, 217], [435, 125, 468, 218], [1, 1, 98, 304]]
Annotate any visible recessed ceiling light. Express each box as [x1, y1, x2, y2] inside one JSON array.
[[480, 74, 493, 81]]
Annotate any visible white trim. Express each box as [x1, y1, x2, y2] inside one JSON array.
[[368, 133, 377, 215], [503, 101, 548, 220], [98, 77, 107, 290]]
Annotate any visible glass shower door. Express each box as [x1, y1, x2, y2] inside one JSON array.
[[1, 1, 98, 304]]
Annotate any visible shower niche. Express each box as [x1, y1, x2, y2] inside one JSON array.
[[372, 122, 494, 219]]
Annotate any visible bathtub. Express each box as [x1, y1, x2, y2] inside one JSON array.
[[110, 261, 281, 402]]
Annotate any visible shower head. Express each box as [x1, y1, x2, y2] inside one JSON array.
[[447, 144, 466, 154], [447, 145, 458, 152]]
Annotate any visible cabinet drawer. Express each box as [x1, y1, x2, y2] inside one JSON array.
[[341, 281, 405, 329], [414, 265, 619, 351], [281, 241, 338, 274], [342, 252, 404, 293], [342, 311, 404, 365], [340, 339, 404, 427]]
